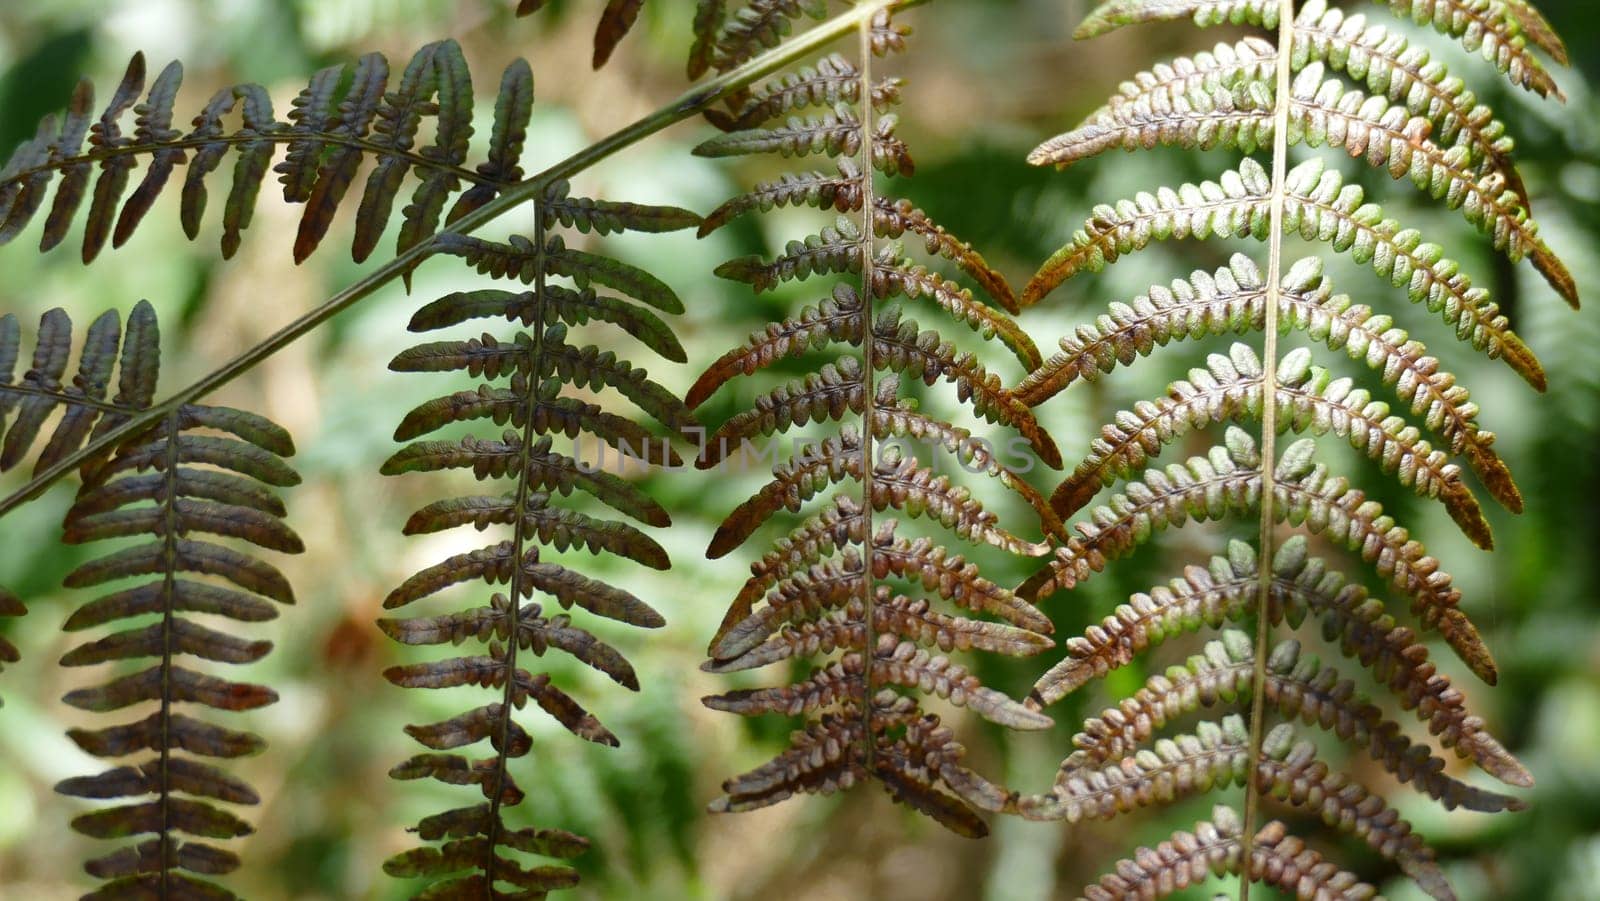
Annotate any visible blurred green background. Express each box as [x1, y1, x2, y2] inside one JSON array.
[[0, 1, 1596, 898]]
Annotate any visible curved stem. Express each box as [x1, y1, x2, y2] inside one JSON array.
[[1239, 2, 1296, 898], [0, 0, 910, 520]]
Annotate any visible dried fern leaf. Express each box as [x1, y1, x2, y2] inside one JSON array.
[[1031, 61, 1575, 305], [1075, 0, 1564, 99], [1033, 536, 1531, 794], [1076, 804, 1379, 900], [1013, 254, 1520, 512], [56, 380, 301, 900], [1023, 158, 1546, 390], [1026, 427, 1497, 685], [697, 10, 1057, 837], [1047, 629, 1526, 800], [1016, 716, 1453, 898], [1049, 342, 1492, 547]]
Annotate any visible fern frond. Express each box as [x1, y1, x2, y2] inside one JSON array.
[[1013, 716, 1452, 897], [1049, 342, 1491, 547], [1074, 0, 1565, 99], [0, 301, 159, 478], [0, 43, 541, 265], [381, 186, 693, 896], [1050, 629, 1525, 802], [696, 8, 1057, 836], [1077, 804, 1380, 900], [1033, 537, 1531, 791], [1026, 428, 1496, 684], [703, 0, 833, 75], [1014, 254, 1520, 512], [1374, 0, 1564, 98], [1023, 158, 1545, 389], [54, 322, 302, 899], [1031, 60, 1576, 305]]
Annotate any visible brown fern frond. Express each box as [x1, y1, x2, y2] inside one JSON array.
[[381, 186, 693, 896], [1026, 428, 1497, 685], [1048, 342, 1491, 547], [0, 301, 159, 478], [703, 0, 834, 75], [1048, 629, 1525, 801], [1014, 717, 1453, 898], [54, 319, 302, 898], [696, 8, 1057, 836], [687, 284, 865, 409], [1074, 0, 1564, 99], [1030, 2, 1571, 893], [1013, 254, 1521, 512], [1022, 158, 1546, 389], [1077, 805, 1380, 900], [0, 43, 542, 265], [1033, 537, 1530, 792], [1032, 59, 1575, 304], [872, 310, 1059, 466], [706, 55, 903, 131]]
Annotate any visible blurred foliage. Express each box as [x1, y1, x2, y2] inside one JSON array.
[[0, 1, 1596, 899]]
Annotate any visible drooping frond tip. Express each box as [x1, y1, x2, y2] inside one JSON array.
[[694, 6, 1060, 839], [379, 182, 693, 896], [51, 301, 302, 898]]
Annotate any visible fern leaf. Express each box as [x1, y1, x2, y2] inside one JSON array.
[[56, 375, 301, 899], [383, 185, 689, 895], [1014, 254, 1520, 512], [1375, 0, 1564, 98], [1027, 428, 1497, 684], [1049, 342, 1492, 547], [1050, 629, 1525, 801], [697, 11, 1055, 836], [1, 301, 160, 478], [1024, 158, 1545, 389], [1077, 805, 1380, 900], [687, 284, 865, 408], [1032, 536, 1531, 793], [1074, 0, 1281, 39], [1076, 0, 1565, 99], [705, 0, 832, 75], [707, 54, 902, 131], [0, 44, 554, 266], [1014, 716, 1453, 898]]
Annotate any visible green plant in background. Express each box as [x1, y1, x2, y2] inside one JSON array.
[[1005, 0, 1573, 897]]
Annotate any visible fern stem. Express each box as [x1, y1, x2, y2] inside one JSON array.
[[0, 0, 916, 520], [1239, 2, 1297, 897], [157, 411, 180, 900], [856, 14, 880, 775], [482, 207, 549, 891]]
